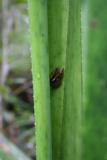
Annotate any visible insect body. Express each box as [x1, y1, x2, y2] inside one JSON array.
[[50, 68, 64, 89]]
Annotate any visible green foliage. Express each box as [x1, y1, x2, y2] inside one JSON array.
[[84, 0, 107, 160], [10, 0, 26, 4], [0, 149, 14, 160]]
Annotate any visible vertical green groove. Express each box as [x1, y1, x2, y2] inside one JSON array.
[[61, 0, 82, 160], [48, 1, 69, 160], [28, 1, 52, 160]]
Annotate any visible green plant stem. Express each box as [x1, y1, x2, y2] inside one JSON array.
[[28, 1, 52, 160], [48, 1, 69, 160], [61, 0, 82, 160], [28, 0, 83, 160]]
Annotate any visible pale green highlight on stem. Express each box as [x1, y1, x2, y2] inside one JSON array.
[[28, 0, 52, 160]]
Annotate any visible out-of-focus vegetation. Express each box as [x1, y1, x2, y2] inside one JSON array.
[[0, 0, 35, 159], [84, 0, 107, 159], [0, 149, 14, 160]]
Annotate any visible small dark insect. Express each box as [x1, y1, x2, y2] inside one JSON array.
[[50, 68, 64, 89]]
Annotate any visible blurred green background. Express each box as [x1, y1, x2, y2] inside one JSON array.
[[85, 0, 107, 159]]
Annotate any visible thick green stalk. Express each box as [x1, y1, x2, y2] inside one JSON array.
[[48, 1, 69, 160], [28, 0, 83, 160], [61, 0, 82, 160], [28, 1, 52, 160]]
